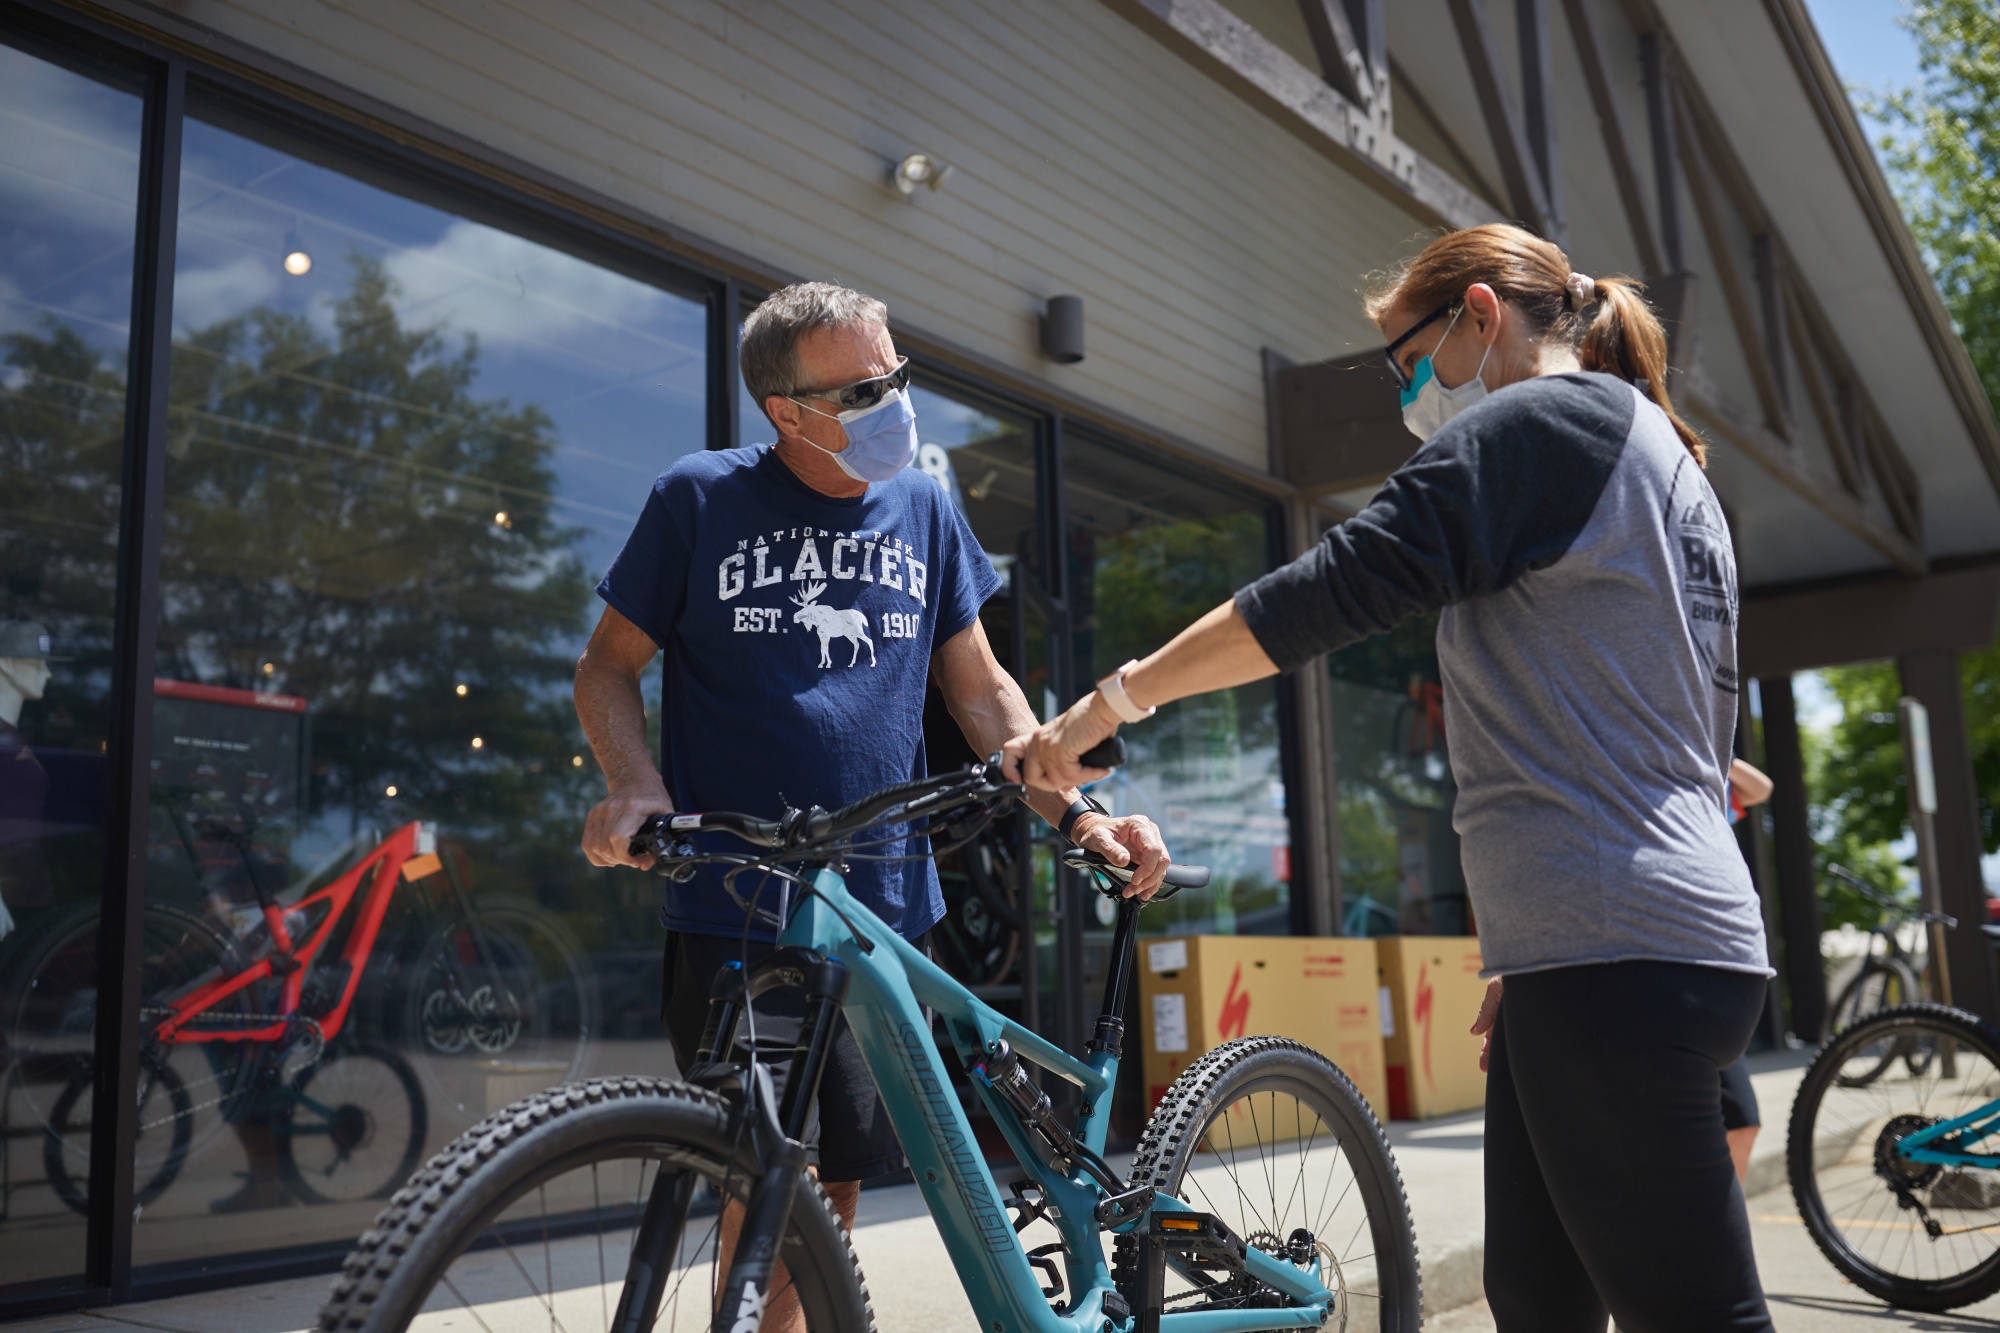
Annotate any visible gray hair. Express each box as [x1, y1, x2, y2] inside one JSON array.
[[740, 282, 889, 410]]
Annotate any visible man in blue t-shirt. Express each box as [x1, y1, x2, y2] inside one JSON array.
[[573, 282, 1168, 1253]]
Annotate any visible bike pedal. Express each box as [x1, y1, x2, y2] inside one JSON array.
[[1150, 1212, 1247, 1272]]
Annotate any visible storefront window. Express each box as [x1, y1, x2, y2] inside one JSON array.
[[1063, 434, 1287, 938], [1327, 613, 1469, 936], [905, 382, 1045, 1004], [0, 40, 143, 1290], [89, 100, 709, 1269]]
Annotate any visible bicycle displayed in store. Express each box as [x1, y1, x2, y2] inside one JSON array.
[[1824, 863, 1953, 1037], [1789, 1002, 2000, 1313], [0, 814, 593, 1216], [318, 742, 1424, 1332]]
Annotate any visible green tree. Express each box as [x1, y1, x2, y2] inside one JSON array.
[[1809, 2, 2000, 927]]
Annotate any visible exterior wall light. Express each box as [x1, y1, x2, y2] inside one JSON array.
[[1042, 294, 1085, 364], [890, 152, 954, 196]]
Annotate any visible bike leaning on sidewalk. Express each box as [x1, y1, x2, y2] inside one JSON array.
[[318, 742, 1423, 1333]]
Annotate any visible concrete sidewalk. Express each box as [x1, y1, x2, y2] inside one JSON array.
[[0, 1049, 1816, 1332]]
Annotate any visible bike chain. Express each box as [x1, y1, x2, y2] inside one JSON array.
[[131, 1007, 321, 1133]]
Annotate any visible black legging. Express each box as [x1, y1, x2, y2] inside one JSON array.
[[1483, 960, 1776, 1332]]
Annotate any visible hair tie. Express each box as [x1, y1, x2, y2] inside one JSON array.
[[1566, 272, 1599, 309]]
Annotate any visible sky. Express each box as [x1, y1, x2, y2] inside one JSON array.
[[1800, 0, 1922, 97]]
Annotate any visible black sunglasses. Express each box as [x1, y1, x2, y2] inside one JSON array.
[[1382, 302, 1459, 392], [791, 356, 913, 413]]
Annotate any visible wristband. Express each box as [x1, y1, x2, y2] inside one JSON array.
[[1096, 659, 1157, 725], [1058, 795, 1108, 843]]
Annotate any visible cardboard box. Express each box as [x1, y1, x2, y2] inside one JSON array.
[[1137, 935, 1387, 1129], [1377, 936, 1488, 1120]]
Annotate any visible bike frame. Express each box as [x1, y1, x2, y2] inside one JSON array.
[[150, 821, 437, 1048], [1900, 1098, 2000, 1169], [773, 864, 1333, 1332]]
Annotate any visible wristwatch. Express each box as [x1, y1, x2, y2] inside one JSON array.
[[1096, 659, 1156, 725], [1058, 794, 1108, 844]]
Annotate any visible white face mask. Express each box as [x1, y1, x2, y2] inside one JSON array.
[[1399, 306, 1494, 441]]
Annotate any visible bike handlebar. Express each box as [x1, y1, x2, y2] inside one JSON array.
[[626, 733, 1142, 873], [1827, 863, 1958, 930]]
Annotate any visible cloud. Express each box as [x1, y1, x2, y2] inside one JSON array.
[[380, 221, 693, 364], [171, 254, 281, 333]]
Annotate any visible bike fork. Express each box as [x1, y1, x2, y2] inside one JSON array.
[[712, 951, 849, 1333], [612, 1167, 698, 1333]]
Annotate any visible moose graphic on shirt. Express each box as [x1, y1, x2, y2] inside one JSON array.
[[790, 581, 876, 668]]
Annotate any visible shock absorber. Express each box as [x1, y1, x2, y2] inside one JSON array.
[[974, 1038, 1123, 1191]]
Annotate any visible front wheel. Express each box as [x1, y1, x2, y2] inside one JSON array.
[[318, 1077, 874, 1333], [1789, 1003, 2000, 1312], [1116, 1036, 1423, 1331]]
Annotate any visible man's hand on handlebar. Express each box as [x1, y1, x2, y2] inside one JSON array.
[[1070, 812, 1170, 900], [1001, 690, 1123, 793], [582, 784, 672, 870]]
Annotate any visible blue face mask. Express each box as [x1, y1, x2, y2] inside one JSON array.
[[795, 387, 920, 483], [1399, 306, 1491, 441]]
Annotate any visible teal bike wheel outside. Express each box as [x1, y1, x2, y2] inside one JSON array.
[[1789, 1003, 2000, 1312]]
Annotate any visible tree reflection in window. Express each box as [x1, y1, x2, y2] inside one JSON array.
[[156, 257, 591, 844]]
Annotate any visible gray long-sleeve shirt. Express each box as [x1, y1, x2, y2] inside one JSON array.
[[1238, 373, 1769, 978]]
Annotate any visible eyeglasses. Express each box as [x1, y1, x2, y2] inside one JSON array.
[[790, 356, 912, 413], [1381, 302, 1458, 392]]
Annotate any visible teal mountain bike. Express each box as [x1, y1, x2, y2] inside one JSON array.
[[318, 742, 1423, 1331], [1789, 1001, 2000, 1312]]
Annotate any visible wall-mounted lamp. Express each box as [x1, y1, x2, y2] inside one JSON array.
[[282, 222, 311, 276], [1041, 295, 1084, 364], [890, 152, 954, 197]]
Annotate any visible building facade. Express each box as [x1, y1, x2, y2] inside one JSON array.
[[0, 0, 1994, 1309]]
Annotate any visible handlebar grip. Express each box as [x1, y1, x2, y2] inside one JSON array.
[[1077, 736, 1126, 770], [628, 813, 671, 861]]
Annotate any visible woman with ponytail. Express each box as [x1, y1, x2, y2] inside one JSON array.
[[1006, 223, 1774, 1331]]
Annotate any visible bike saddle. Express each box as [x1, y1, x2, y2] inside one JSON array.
[[1062, 846, 1210, 902]]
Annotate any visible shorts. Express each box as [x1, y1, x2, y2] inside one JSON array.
[[1719, 1055, 1760, 1131], [660, 929, 914, 1183]]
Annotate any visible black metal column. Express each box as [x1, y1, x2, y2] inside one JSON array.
[[707, 275, 740, 451], [1758, 675, 1827, 1041], [1898, 650, 1999, 1023], [1737, 698, 1785, 1049], [90, 55, 183, 1297]]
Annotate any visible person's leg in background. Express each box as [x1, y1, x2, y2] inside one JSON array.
[[1719, 1056, 1761, 1185], [1501, 961, 1774, 1333], [1483, 1001, 1613, 1332]]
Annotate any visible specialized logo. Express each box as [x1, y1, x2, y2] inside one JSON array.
[[897, 1021, 1013, 1253], [1217, 963, 1252, 1041], [727, 1282, 768, 1333], [1414, 962, 1435, 1090], [790, 581, 876, 668]]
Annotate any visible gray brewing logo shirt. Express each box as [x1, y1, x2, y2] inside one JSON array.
[[1237, 373, 1770, 979]]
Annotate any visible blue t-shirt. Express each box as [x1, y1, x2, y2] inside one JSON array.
[[597, 445, 1002, 940]]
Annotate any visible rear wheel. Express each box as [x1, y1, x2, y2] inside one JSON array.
[[1789, 1003, 2000, 1312], [317, 1077, 873, 1333], [1115, 1036, 1422, 1331], [280, 1043, 427, 1204]]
